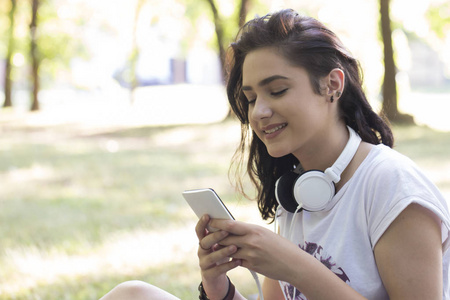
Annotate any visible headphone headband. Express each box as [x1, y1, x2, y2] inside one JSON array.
[[324, 126, 361, 183], [275, 126, 362, 213]]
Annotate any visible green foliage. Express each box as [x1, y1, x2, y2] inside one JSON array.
[[0, 1, 11, 56], [0, 0, 90, 89], [183, 0, 265, 55], [426, 2, 450, 39], [37, 1, 90, 86], [184, 0, 210, 23]]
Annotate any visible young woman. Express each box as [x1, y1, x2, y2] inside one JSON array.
[[101, 9, 450, 300]]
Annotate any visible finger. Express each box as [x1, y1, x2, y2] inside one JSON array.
[[217, 234, 241, 248], [198, 230, 229, 253], [211, 244, 234, 265], [209, 219, 248, 236], [199, 245, 240, 270], [199, 242, 210, 251], [198, 243, 228, 266], [202, 258, 242, 279], [195, 215, 210, 240], [212, 243, 226, 252], [199, 244, 236, 269]]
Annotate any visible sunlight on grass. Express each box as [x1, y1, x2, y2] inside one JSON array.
[[0, 116, 265, 299], [1, 94, 449, 299], [1, 227, 199, 293]]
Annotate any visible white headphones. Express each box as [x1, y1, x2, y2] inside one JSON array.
[[275, 126, 361, 213]]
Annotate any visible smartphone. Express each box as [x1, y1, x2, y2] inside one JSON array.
[[182, 188, 234, 232]]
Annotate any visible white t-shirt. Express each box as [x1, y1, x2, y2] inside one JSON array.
[[277, 144, 450, 300]]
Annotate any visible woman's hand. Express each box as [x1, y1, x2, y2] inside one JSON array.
[[209, 218, 300, 282], [195, 215, 242, 300]]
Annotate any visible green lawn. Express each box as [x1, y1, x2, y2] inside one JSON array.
[[0, 118, 449, 299]]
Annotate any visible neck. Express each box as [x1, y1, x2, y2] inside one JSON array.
[[293, 123, 349, 171]]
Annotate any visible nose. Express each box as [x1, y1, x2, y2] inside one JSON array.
[[250, 96, 272, 121]]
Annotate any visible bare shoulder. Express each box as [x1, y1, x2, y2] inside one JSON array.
[[374, 203, 443, 299]]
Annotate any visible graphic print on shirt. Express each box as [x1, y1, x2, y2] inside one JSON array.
[[282, 241, 350, 300]]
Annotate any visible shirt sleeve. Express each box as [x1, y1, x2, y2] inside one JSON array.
[[366, 152, 450, 251]]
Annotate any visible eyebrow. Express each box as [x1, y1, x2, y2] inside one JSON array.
[[242, 75, 289, 91]]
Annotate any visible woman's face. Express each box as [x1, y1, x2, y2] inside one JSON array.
[[242, 47, 336, 160]]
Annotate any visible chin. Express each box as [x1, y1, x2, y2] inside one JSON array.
[[267, 148, 290, 158]]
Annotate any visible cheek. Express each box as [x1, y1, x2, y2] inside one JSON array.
[[247, 104, 255, 120], [247, 107, 256, 128], [248, 122, 264, 141]]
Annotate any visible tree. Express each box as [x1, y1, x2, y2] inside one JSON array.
[[129, 0, 146, 104], [2, 0, 90, 110], [426, 1, 450, 40], [3, 0, 17, 108], [203, 0, 252, 80], [119, 0, 147, 104], [204, 0, 227, 80], [238, 0, 250, 28], [30, 0, 40, 111], [379, 0, 413, 123]]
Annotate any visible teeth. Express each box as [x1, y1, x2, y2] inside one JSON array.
[[264, 124, 286, 134]]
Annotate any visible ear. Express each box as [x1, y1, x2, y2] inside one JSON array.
[[325, 68, 345, 97]]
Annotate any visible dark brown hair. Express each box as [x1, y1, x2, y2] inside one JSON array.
[[226, 9, 393, 221]]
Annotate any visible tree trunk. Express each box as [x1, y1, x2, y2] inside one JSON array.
[[3, 0, 17, 108], [204, 0, 252, 82], [380, 0, 397, 119], [203, 0, 252, 119], [238, 0, 250, 27], [30, 0, 40, 111], [204, 0, 226, 81], [379, 0, 413, 123], [129, 0, 145, 105]]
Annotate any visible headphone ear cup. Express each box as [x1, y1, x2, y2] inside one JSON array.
[[293, 170, 335, 211], [275, 171, 301, 213]]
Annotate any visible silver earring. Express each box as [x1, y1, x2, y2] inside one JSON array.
[[336, 91, 342, 97]]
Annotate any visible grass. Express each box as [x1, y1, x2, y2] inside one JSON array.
[[0, 118, 259, 299], [0, 116, 449, 299]]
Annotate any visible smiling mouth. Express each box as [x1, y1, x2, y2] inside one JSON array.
[[264, 124, 287, 134]]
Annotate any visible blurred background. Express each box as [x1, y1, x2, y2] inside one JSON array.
[[0, 0, 449, 299]]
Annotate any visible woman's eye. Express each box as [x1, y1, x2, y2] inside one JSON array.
[[271, 88, 288, 97]]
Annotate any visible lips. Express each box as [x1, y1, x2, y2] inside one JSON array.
[[263, 123, 287, 134]]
